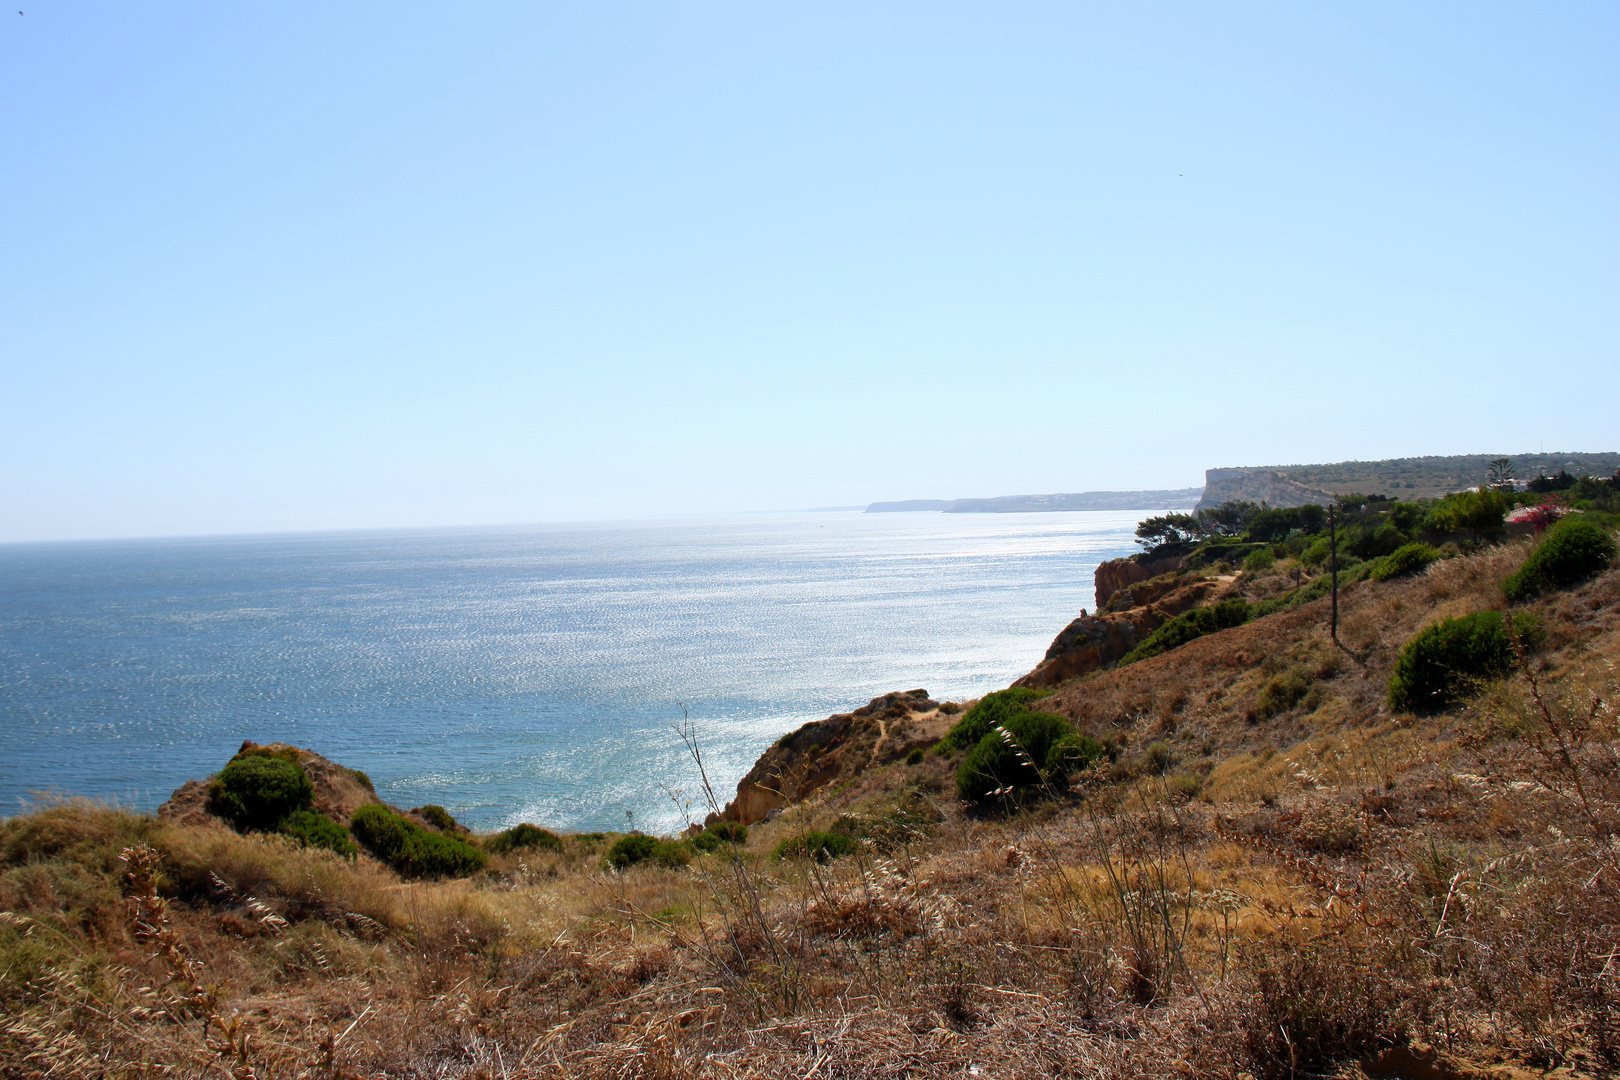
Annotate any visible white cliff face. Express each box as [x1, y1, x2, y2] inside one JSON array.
[[1196, 468, 1333, 512]]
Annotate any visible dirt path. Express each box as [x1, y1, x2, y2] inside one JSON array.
[[868, 719, 889, 768]]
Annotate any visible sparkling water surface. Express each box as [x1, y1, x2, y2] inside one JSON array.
[[0, 510, 1153, 832]]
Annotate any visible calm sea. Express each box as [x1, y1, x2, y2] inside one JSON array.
[[0, 510, 1152, 833]]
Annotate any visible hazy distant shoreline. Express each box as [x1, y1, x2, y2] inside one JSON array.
[[866, 488, 1204, 514]]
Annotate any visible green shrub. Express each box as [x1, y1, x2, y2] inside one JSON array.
[[603, 833, 690, 870], [486, 822, 563, 854], [1370, 542, 1440, 582], [937, 687, 1050, 754], [955, 712, 1104, 805], [771, 830, 858, 863], [235, 745, 302, 765], [691, 821, 748, 853], [1348, 523, 1407, 560], [905, 747, 926, 766], [347, 768, 375, 793], [348, 804, 488, 878], [1503, 517, 1617, 602], [413, 805, 459, 832], [1424, 488, 1510, 541], [1387, 611, 1541, 713], [1121, 598, 1251, 665], [278, 809, 357, 857], [210, 756, 314, 832], [1243, 548, 1277, 573]]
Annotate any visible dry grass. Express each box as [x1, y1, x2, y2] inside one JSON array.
[[4, 549, 1619, 1078]]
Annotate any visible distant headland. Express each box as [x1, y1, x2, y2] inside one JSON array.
[[868, 450, 1620, 515], [866, 489, 1203, 513]]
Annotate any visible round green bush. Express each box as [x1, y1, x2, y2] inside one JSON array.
[[486, 822, 564, 854], [1503, 517, 1616, 602], [955, 712, 1104, 805], [603, 833, 689, 870], [937, 687, 1051, 754], [278, 809, 358, 857], [349, 804, 488, 878], [1370, 542, 1441, 582], [1388, 611, 1540, 713], [210, 755, 314, 832], [771, 830, 857, 863]]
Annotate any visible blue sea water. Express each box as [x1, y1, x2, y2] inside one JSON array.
[[0, 510, 1150, 833]]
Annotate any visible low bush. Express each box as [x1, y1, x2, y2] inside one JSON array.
[[1254, 667, 1313, 718], [1236, 934, 1405, 1080], [210, 756, 314, 832], [1388, 611, 1541, 713], [348, 804, 487, 878], [603, 832, 689, 870], [347, 768, 375, 793], [485, 822, 563, 854], [277, 809, 357, 857], [1370, 542, 1440, 581], [955, 712, 1104, 805], [1121, 598, 1251, 665], [1143, 739, 1174, 774], [1167, 772, 1203, 802], [235, 745, 302, 765], [1243, 548, 1276, 573], [412, 805, 459, 832], [937, 687, 1050, 754], [905, 747, 926, 766], [1503, 517, 1616, 602], [771, 830, 858, 863], [690, 821, 747, 853]]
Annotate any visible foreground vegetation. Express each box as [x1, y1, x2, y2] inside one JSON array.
[[3, 499, 1618, 1078]]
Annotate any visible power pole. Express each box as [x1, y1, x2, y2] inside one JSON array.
[[1329, 504, 1339, 643]]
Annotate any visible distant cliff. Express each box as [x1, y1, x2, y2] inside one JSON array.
[[866, 488, 1203, 513], [1195, 469, 1332, 512]]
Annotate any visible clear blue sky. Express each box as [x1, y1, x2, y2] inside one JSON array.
[[2, 2, 1615, 541]]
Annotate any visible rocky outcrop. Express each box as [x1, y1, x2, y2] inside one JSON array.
[[1014, 576, 1240, 689], [157, 779, 222, 829], [1196, 468, 1332, 512], [712, 690, 942, 826], [1094, 553, 1186, 609], [157, 741, 383, 828]]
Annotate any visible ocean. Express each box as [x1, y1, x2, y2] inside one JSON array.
[[0, 510, 1149, 833]]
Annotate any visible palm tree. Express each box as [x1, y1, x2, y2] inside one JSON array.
[[1487, 457, 1516, 493]]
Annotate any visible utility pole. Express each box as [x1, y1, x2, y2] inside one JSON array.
[[1329, 504, 1339, 643]]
